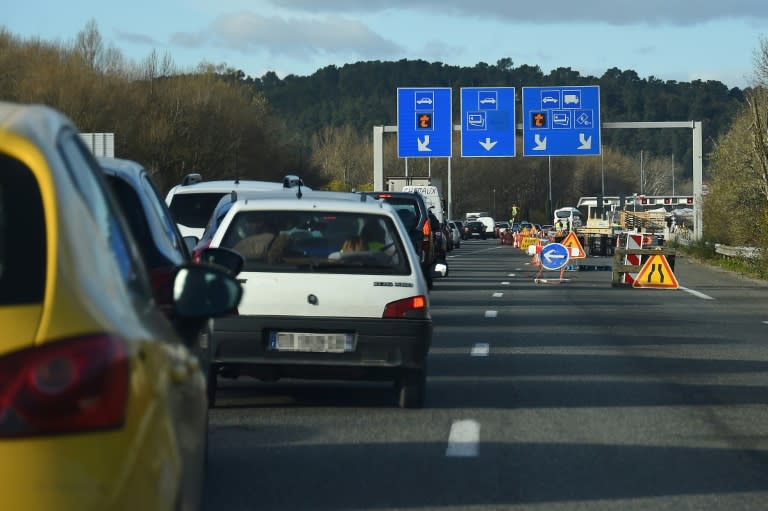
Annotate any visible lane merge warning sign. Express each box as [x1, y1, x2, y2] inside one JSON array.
[[632, 254, 679, 289]]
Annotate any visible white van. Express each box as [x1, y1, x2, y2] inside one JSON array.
[[402, 185, 444, 224], [477, 216, 496, 238], [553, 207, 584, 231]]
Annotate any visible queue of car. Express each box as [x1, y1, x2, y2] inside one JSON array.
[[0, 101, 242, 511], [0, 100, 479, 509]]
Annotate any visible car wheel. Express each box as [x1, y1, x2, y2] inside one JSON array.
[[397, 368, 426, 409], [207, 365, 218, 408]]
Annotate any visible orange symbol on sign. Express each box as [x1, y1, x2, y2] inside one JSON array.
[[533, 112, 546, 127], [560, 231, 586, 259], [632, 254, 679, 289], [418, 114, 432, 129]]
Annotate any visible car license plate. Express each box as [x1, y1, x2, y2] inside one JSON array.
[[268, 332, 355, 353]]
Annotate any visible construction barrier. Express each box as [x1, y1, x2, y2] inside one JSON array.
[[611, 246, 676, 287]]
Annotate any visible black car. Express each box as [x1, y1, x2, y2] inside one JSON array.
[[359, 191, 440, 289], [465, 221, 487, 239], [99, 157, 243, 407]]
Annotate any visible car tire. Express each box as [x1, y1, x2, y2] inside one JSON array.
[[422, 264, 434, 290], [397, 368, 426, 409], [207, 365, 218, 408]]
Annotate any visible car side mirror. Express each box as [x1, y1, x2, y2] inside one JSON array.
[[173, 264, 243, 318], [183, 235, 199, 253], [198, 247, 244, 275]]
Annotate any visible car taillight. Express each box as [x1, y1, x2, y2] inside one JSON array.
[[383, 295, 428, 319], [149, 265, 178, 309], [191, 240, 212, 264], [0, 334, 129, 438]]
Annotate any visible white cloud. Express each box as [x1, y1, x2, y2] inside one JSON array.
[[267, 0, 768, 25], [171, 10, 403, 59], [115, 31, 159, 46]]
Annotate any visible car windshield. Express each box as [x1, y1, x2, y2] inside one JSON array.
[[167, 192, 226, 229], [220, 210, 411, 274]]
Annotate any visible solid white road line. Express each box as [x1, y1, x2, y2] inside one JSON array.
[[679, 286, 715, 300], [471, 343, 490, 356], [446, 420, 480, 457], [484, 310, 498, 318], [492, 292, 504, 298]]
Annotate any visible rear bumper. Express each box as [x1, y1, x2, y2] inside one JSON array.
[[211, 315, 432, 380]]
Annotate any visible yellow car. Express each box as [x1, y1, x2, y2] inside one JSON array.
[[0, 101, 242, 510]]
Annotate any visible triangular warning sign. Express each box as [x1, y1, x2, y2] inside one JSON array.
[[560, 231, 586, 259], [632, 254, 679, 289]]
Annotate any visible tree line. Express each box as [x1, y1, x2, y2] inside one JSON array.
[[1, 21, 765, 247]]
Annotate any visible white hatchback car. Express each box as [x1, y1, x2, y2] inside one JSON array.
[[165, 173, 310, 238], [207, 191, 433, 407]]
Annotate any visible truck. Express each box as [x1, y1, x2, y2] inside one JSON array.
[[569, 195, 690, 255], [401, 184, 445, 225]]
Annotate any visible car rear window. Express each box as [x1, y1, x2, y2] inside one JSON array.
[[168, 192, 226, 229], [220, 210, 411, 275], [0, 155, 46, 305], [370, 196, 425, 230]]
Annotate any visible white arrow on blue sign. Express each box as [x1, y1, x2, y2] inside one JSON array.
[[522, 85, 601, 157], [539, 243, 570, 270], [397, 87, 452, 158], [460, 87, 516, 157]]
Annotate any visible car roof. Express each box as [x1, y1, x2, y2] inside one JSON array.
[[166, 175, 312, 198], [225, 193, 395, 215], [98, 156, 189, 266]]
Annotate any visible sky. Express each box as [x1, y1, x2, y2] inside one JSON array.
[[5, 0, 768, 89]]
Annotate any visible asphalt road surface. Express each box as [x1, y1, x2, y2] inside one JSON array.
[[204, 239, 768, 511]]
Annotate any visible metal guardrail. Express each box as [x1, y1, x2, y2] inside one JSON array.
[[671, 233, 762, 260]]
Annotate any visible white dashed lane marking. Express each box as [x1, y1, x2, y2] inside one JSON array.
[[471, 343, 490, 356], [484, 310, 498, 318], [446, 420, 480, 457], [679, 286, 715, 300], [492, 292, 503, 298]]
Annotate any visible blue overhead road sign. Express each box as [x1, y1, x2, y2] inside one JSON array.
[[460, 87, 516, 157], [539, 243, 570, 270], [397, 87, 452, 158], [522, 85, 601, 156]]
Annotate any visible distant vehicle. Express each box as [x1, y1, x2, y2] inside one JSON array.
[[416, 97, 433, 105], [554, 206, 585, 230], [464, 221, 486, 240], [479, 97, 496, 104], [401, 185, 444, 225], [447, 221, 461, 248], [476, 216, 497, 238]]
